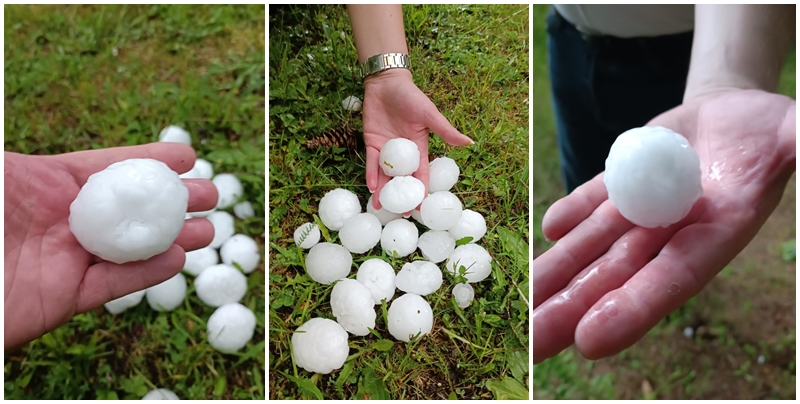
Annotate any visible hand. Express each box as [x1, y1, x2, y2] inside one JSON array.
[[362, 69, 473, 211], [532, 89, 796, 363], [4, 143, 218, 350]]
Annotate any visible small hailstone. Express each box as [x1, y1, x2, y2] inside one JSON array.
[[294, 222, 321, 249], [420, 191, 463, 231], [342, 95, 362, 112], [452, 283, 474, 308], [145, 273, 187, 312], [367, 195, 402, 226], [292, 318, 349, 374], [194, 158, 214, 179], [339, 213, 382, 254], [380, 219, 419, 257], [319, 188, 361, 231], [183, 246, 219, 276], [233, 201, 255, 219], [387, 293, 433, 342], [683, 327, 694, 339], [220, 234, 260, 274], [395, 262, 443, 296], [104, 289, 146, 315], [194, 264, 247, 307], [417, 230, 456, 263], [69, 158, 188, 264], [213, 173, 244, 209], [445, 244, 493, 283], [207, 211, 235, 248], [604, 126, 702, 228], [207, 303, 256, 353], [379, 176, 425, 214], [305, 242, 352, 285], [142, 389, 179, 400], [428, 157, 460, 193], [757, 355, 765, 365], [380, 138, 420, 177], [447, 209, 487, 243], [356, 259, 396, 305], [158, 125, 191, 145], [330, 279, 376, 336]]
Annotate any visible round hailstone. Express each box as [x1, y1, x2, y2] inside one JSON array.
[[447, 209, 487, 243], [305, 243, 352, 285], [604, 126, 703, 228], [213, 173, 244, 209], [342, 95, 362, 111], [207, 211, 235, 248], [410, 208, 423, 224], [445, 244, 493, 283], [420, 191, 463, 231], [452, 283, 475, 308], [104, 289, 146, 315], [318, 188, 361, 231], [220, 234, 261, 274], [233, 201, 255, 219], [69, 159, 188, 264], [380, 219, 419, 257], [158, 125, 191, 145], [356, 259, 396, 305], [330, 279, 376, 336], [142, 389, 180, 400], [207, 303, 256, 353], [379, 176, 425, 214], [194, 158, 214, 179], [183, 246, 219, 276], [387, 293, 433, 342], [417, 230, 456, 263], [291, 318, 349, 374], [179, 165, 202, 179], [380, 138, 420, 177], [294, 222, 321, 249], [367, 195, 402, 226], [395, 261, 443, 296], [195, 264, 247, 307], [145, 273, 187, 312], [339, 213, 382, 254], [428, 157, 460, 193]]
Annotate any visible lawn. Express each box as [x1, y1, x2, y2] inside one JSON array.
[[4, 5, 266, 400], [268, 4, 529, 400]]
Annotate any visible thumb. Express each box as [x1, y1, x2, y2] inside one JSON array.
[[424, 106, 473, 146]]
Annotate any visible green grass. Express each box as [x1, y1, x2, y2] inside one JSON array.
[[4, 5, 266, 399], [268, 4, 529, 400]]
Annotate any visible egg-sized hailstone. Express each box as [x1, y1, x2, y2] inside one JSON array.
[[183, 246, 219, 276], [305, 242, 353, 285], [339, 213, 382, 254], [417, 230, 456, 263], [233, 200, 255, 219], [380, 218, 419, 257], [604, 126, 703, 228], [395, 261, 443, 296], [104, 289, 146, 315], [420, 191, 463, 231], [428, 157, 460, 193], [158, 125, 191, 145], [220, 234, 261, 274], [195, 264, 248, 307], [330, 279, 377, 336], [207, 302, 256, 353], [380, 138, 420, 177], [379, 176, 426, 214], [447, 209, 487, 243], [142, 388, 180, 400], [342, 95, 362, 111], [356, 259, 396, 305], [452, 283, 475, 308], [146, 273, 187, 312], [292, 318, 350, 374], [319, 188, 362, 231], [69, 158, 188, 264], [207, 211, 235, 248], [445, 244, 493, 283], [388, 293, 434, 342], [213, 173, 244, 209], [294, 222, 321, 249], [367, 195, 402, 226]]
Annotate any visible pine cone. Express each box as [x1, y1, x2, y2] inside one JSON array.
[[305, 127, 361, 150]]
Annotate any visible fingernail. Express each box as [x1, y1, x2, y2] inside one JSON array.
[[469, 139, 475, 145], [369, 188, 375, 194]]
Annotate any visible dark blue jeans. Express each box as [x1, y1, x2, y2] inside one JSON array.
[[546, 7, 694, 193]]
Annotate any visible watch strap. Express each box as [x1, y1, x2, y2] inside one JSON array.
[[359, 53, 410, 80]]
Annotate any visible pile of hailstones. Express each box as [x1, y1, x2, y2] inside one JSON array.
[[290, 138, 491, 375]]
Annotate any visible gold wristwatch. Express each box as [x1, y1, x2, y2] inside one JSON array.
[[359, 53, 410, 80]]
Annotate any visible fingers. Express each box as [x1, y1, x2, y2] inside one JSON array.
[[58, 143, 197, 185], [183, 179, 218, 213], [542, 173, 608, 242], [366, 145, 380, 194], [372, 171, 391, 210], [425, 107, 472, 146], [412, 137, 431, 197], [174, 218, 215, 252]]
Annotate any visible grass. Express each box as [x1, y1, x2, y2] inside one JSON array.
[[268, 4, 529, 400], [4, 5, 266, 399]]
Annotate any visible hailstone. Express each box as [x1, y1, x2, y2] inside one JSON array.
[[305, 242, 352, 285], [194, 264, 247, 307], [183, 246, 219, 276], [158, 125, 191, 145], [318, 188, 361, 231], [356, 259, 396, 305], [452, 283, 475, 308], [330, 279, 376, 336], [445, 244, 493, 283], [420, 191, 463, 231], [207, 211, 235, 248], [104, 289, 146, 315], [428, 157, 460, 193], [189, 207, 216, 218], [294, 222, 321, 249], [194, 158, 214, 179], [291, 318, 349, 374], [604, 126, 703, 228], [395, 261, 443, 296], [233, 201, 255, 219], [339, 213, 382, 254], [178, 165, 202, 179], [69, 158, 188, 264], [380, 219, 419, 257], [417, 230, 456, 263], [410, 208, 423, 224], [367, 195, 402, 225], [380, 138, 420, 177], [447, 209, 487, 243], [213, 173, 244, 209], [142, 389, 180, 400], [207, 303, 256, 353], [387, 293, 433, 342], [220, 234, 261, 274], [145, 273, 187, 312], [379, 176, 425, 214], [342, 95, 362, 111]]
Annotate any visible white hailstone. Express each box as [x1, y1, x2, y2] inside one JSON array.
[[367, 195, 402, 226], [292, 318, 349, 374], [194, 264, 247, 307], [757, 355, 765, 365], [142, 389, 180, 400], [410, 207, 423, 224], [356, 259, 396, 305], [339, 213, 382, 254], [330, 279, 376, 336], [207, 211, 235, 249], [158, 125, 191, 145], [294, 222, 321, 249], [183, 246, 219, 276], [420, 191, 463, 231], [189, 207, 216, 218], [380, 219, 419, 257], [387, 293, 433, 342], [69, 159, 188, 264], [145, 273, 187, 312], [104, 289, 146, 315], [380, 138, 420, 177], [178, 165, 202, 179], [213, 173, 244, 209], [604, 126, 703, 228], [233, 201, 255, 219], [395, 261, 442, 296], [683, 327, 694, 339], [220, 234, 261, 274], [417, 230, 456, 263], [447, 209, 487, 243], [379, 176, 425, 214], [305, 243, 352, 285], [194, 158, 214, 179], [318, 188, 361, 231], [428, 157, 460, 193], [452, 283, 475, 308], [445, 244, 493, 283], [342, 95, 362, 111], [207, 303, 256, 353]]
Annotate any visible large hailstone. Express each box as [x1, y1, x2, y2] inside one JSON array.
[[339, 213, 382, 254], [387, 294, 433, 342], [183, 246, 219, 276], [305, 243, 352, 285], [233, 201, 255, 219], [379, 176, 425, 214], [447, 209, 487, 243], [194, 264, 247, 307], [145, 273, 187, 312], [207, 211, 235, 248], [380, 138, 420, 177], [213, 173, 244, 209], [194, 158, 214, 179], [142, 389, 180, 400], [104, 289, 146, 315], [428, 157, 460, 193], [69, 159, 188, 264], [417, 230, 456, 263], [367, 195, 402, 226], [207, 303, 256, 353], [291, 318, 349, 374], [319, 188, 361, 231], [395, 261, 443, 296], [220, 234, 261, 274], [294, 222, 321, 249], [420, 191, 463, 231], [604, 126, 703, 228], [380, 219, 419, 257], [330, 279, 376, 336], [356, 259, 396, 305], [445, 244, 493, 283], [158, 125, 191, 145], [452, 283, 475, 308]]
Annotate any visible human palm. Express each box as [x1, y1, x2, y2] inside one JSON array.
[[533, 90, 796, 362]]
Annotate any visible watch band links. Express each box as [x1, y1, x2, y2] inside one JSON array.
[[359, 53, 410, 80]]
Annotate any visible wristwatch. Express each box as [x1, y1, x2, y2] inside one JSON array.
[[359, 53, 410, 80]]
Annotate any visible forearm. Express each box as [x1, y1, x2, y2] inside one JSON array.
[[684, 4, 795, 101], [346, 4, 408, 63]]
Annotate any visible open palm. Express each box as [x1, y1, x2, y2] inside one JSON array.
[[533, 89, 796, 362]]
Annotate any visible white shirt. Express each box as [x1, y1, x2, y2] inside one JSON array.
[[554, 4, 695, 38]]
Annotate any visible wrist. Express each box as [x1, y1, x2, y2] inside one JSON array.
[[363, 67, 413, 87]]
